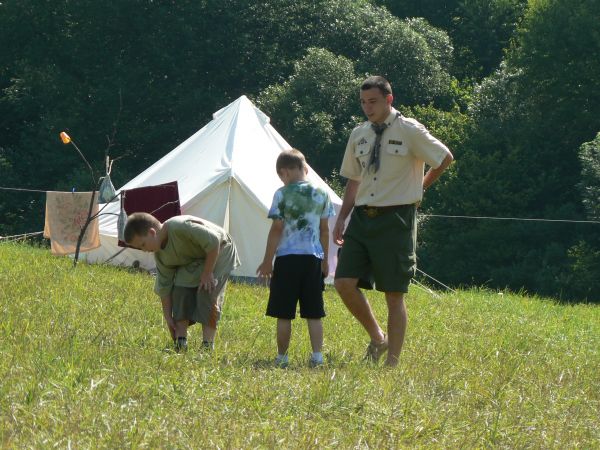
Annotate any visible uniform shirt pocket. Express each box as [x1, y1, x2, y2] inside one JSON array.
[[386, 141, 409, 156], [354, 141, 373, 169]]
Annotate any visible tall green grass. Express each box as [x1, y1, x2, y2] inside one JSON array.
[[0, 242, 598, 448]]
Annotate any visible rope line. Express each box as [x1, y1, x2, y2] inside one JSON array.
[[150, 200, 181, 216], [102, 248, 127, 265], [420, 213, 599, 225], [410, 277, 441, 299], [0, 231, 44, 241], [0, 186, 48, 193], [0, 185, 177, 195], [416, 268, 456, 293]]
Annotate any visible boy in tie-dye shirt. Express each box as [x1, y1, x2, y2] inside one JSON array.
[[257, 149, 335, 368]]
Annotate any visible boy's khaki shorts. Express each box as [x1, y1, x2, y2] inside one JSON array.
[[335, 204, 417, 293], [171, 275, 229, 328]]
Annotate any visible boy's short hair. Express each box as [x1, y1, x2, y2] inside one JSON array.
[[361, 76, 392, 96], [276, 149, 306, 174], [124, 212, 161, 243]]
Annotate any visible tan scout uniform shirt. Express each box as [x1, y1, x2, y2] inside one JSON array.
[[340, 109, 450, 206], [153, 215, 240, 298]]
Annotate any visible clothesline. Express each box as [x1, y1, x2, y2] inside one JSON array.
[[2, 185, 598, 225], [420, 213, 600, 225], [0, 185, 178, 194], [0, 186, 48, 193], [416, 268, 456, 293], [0, 231, 44, 241]]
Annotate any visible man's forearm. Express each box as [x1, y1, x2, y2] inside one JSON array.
[[424, 152, 454, 190]]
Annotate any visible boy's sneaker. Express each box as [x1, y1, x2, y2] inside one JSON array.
[[308, 357, 324, 368], [274, 355, 289, 369], [364, 335, 388, 362], [175, 337, 188, 353]]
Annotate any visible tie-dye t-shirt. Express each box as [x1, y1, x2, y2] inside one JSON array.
[[268, 181, 335, 259]]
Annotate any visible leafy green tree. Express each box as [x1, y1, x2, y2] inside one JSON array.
[[451, 0, 528, 79], [255, 2, 456, 174], [358, 16, 453, 106], [0, 0, 458, 235], [578, 133, 600, 221], [509, 0, 600, 165], [0, 0, 301, 233], [562, 134, 600, 300], [249, 0, 455, 105], [256, 48, 362, 175], [419, 0, 600, 300], [565, 241, 600, 301], [375, 0, 528, 79]]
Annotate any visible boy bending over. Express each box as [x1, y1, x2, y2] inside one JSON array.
[[125, 212, 239, 351]]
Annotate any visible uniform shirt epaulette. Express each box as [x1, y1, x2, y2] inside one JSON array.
[[397, 116, 426, 131], [351, 120, 371, 133]]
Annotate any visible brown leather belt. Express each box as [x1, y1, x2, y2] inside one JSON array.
[[357, 204, 408, 218]]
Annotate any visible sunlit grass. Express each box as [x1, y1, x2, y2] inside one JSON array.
[[0, 242, 598, 448]]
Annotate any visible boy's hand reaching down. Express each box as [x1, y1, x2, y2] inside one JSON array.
[[199, 271, 217, 293], [256, 261, 273, 278]]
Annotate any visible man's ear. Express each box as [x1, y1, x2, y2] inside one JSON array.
[[386, 94, 394, 106], [148, 227, 157, 237]]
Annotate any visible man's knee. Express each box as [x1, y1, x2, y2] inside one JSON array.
[[334, 278, 358, 296], [385, 292, 405, 308]]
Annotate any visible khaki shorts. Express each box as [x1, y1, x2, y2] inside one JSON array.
[[171, 275, 229, 327], [335, 204, 417, 293]]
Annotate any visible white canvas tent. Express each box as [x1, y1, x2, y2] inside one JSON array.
[[82, 95, 343, 278]]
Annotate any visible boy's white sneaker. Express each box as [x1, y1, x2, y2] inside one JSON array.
[[308, 357, 324, 368], [274, 355, 289, 368]]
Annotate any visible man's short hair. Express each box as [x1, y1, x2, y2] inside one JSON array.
[[123, 212, 161, 243], [276, 149, 306, 174], [361, 76, 392, 96]]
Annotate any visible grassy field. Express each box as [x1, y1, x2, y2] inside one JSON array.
[[0, 242, 598, 448]]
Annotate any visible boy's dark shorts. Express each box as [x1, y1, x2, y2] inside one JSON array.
[[335, 204, 417, 293], [267, 254, 326, 320]]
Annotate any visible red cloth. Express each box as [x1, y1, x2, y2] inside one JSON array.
[[118, 181, 181, 247]]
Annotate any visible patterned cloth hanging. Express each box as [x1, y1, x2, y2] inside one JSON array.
[[44, 191, 100, 255]]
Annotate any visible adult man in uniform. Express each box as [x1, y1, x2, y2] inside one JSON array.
[[334, 76, 453, 367]]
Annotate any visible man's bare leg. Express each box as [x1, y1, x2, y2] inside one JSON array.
[[335, 278, 385, 343], [385, 292, 407, 367]]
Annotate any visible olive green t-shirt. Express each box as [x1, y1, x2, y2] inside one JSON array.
[[153, 215, 239, 297]]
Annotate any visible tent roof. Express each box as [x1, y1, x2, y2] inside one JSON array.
[[117, 95, 336, 211], [85, 95, 343, 278], [97, 95, 341, 233]]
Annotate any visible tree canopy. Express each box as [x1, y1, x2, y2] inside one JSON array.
[[0, 0, 598, 300]]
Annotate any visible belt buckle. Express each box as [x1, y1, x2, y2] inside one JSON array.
[[364, 207, 378, 218]]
